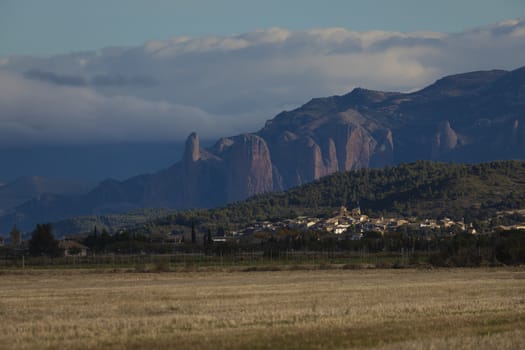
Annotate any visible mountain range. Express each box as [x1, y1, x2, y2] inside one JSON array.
[[51, 160, 525, 236], [0, 177, 92, 217], [2, 66, 525, 232]]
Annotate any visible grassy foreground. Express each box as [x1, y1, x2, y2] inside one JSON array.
[[0, 268, 524, 349]]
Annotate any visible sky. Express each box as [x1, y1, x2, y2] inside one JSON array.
[[1, 0, 524, 56], [0, 1, 525, 180]]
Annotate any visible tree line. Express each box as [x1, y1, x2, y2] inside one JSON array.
[[2, 222, 524, 268]]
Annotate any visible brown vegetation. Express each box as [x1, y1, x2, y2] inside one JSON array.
[[0, 268, 524, 349]]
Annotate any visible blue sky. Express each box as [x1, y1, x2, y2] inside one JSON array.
[[0, 0, 525, 180], [1, 0, 524, 55]]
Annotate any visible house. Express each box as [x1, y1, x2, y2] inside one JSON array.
[[350, 207, 361, 217], [305, 220, 319, 229], [420, 219, 438, 229], [466, 224, 477, 235], [59, 240, 89, 257], [439, 217, 455, 228], [334, 224, 350, 235]]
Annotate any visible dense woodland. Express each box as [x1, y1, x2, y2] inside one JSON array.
[[2, 160, 525, 267], [54, 160, 525, 235], [184, 160, 525, 226], [0, 160, 509, 267]]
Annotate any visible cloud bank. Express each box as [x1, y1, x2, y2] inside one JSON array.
[[1, 18, 525, 146]]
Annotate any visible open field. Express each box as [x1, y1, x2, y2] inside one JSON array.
[[0, 268, 524, 349]]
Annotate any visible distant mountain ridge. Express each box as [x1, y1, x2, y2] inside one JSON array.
[[0, 176, 92, 217], [2, 66, 525, 232], [49, 160, 525, 235]]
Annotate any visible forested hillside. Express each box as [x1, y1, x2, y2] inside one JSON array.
[[6, 66, 525, 232], [186, 160, 525, 225], [54, 160, 525, 235]]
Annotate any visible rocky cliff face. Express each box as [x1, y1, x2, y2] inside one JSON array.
[[431, 121, 458, 158], [143, 133, 274, 208], [183, 132, 200, 164], [224, 134, 274, 202], [4, 66, 525, 231], [120, 66, 525, 206], [257, 108, 394, 189]]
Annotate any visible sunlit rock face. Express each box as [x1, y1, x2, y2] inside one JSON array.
[[5, 66, 525, 231]]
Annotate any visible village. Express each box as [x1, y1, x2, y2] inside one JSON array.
[[231, 206, 479, 239], [2, 206, 525, 258]]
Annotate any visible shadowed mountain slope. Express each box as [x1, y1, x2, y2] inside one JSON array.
[[3, 66, 525, 232]]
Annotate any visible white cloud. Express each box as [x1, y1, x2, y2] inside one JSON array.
[[1, 18, 525, 146], [0, 72, 257, 146]]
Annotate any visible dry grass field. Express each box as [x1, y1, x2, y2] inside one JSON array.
[[0, 268, 524, 350]]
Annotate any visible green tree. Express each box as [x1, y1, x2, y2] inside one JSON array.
[[191, 221, 196, 244], [204, 228, 213, 246], [9, 225, 22, 247], [28, 224, 62, 257]]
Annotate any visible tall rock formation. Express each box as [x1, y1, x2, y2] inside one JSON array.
[[370, 129, 394, 167], [182, 132, 199, 206], [183, 132, 200, 164], [432, 121, 458, 159], [340, 125, 375, 170], [5, 66, 525, 232], [225, 135, 273, 202]]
